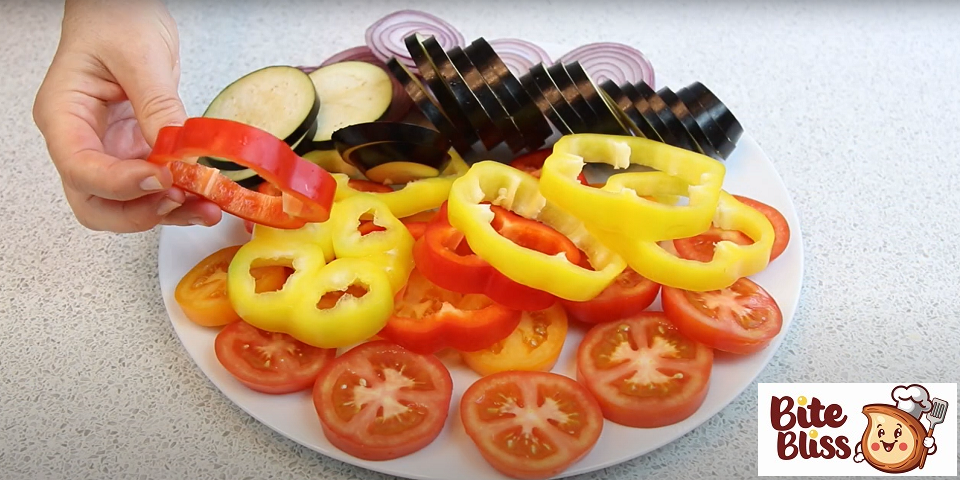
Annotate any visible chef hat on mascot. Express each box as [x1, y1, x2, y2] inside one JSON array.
[[891, 384, 932, 419]]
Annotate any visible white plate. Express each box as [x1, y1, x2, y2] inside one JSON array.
[[157, 43, 804, 480]]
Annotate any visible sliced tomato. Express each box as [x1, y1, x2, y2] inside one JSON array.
[[661, 277, 783, 355], [673, 195, 790, 263], [378, 268, 522, 354], [461, 304, 568, 376], [734, 195, 790, 261], [576, 312, 713, 428], [312, 340, 453, 461], [559, 268, 660, 324], [348, 178, 394, 193], [214, 320, 336, 394], [460, 370, 603, 479], [174, 245, 289, 327], [510, 148, 589, 186]]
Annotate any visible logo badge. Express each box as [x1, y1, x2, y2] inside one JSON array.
[[758, 383, 956, 476]]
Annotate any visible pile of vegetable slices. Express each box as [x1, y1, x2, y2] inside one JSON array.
[[166, 10, 790, 480]]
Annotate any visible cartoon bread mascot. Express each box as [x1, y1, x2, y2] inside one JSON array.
[[853, 384, 947, 473]]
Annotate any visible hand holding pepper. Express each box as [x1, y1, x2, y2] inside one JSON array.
[[32, 0, 221, 233]]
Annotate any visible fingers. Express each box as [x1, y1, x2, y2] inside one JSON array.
[[160, 195, 224, 227], [56, 133, 175, 202], [108, 19, 186, 146]]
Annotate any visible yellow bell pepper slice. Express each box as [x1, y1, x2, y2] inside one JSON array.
[[250, 221, 336, 263], [228, 213, 396, 349], [328, 195, 415, 293], [540, 133, 725, 241], [588, 171, 774, 291], [332, 149, 470, 219], [446, 160, 627, 302]]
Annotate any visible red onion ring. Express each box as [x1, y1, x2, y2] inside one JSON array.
[[299, 46, 415, 123], [559, 42, 656, 88], [365, 10, 465, 73], [487, 38, 552, 77]]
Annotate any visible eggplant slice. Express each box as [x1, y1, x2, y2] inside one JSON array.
[[528, 63, 588, 133], [547, 62, 600, 132], [519, 71, 571, 136], [621, 82, 667, 143], [599, 80, 655, 139], [675, 86, 734, 158], [448, 46, 531, 154], [658, 86, 721, 160], [677, 81, 743, 152], [385, 58, 473, 155], [464, 38, 553, 146], [565, 63, 631, 136], [405, 34, 482, 147], [637, 81, 697, 152], [332, 122, 452, 184]]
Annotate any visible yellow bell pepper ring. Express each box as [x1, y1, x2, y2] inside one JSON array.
[[250, 221, 336, 263], [446, 160, 627, 302], [228, 226, 396, 349], [588, 174, 774, 292], [331, 149, 469, 219], [279, 257, 394, 349], [540, 133, 726, 241], [328, 195, 415, 294]]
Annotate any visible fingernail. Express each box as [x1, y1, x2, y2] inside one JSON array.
[[157, 198, 182, 216], [189, 217, 207, 226], [140, 176, 164, 192]]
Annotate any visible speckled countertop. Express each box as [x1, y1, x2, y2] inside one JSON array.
[[1, 1, 958, 479]]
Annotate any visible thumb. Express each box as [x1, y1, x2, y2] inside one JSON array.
[[110, 42, 187, 147]]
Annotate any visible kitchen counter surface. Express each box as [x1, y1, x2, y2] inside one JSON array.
[[1, 1, 958, 479]]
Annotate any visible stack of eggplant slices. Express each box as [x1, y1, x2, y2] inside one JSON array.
[[198, 10, 743, 186]]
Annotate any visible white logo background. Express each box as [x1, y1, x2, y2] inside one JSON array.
[[758, 383, 957, 476]]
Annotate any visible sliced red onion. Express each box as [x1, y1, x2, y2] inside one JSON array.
[[319, 45, 380, 67], [559, 42, 656, 88], [365, 10, 465, 73], [295, 65, 319, 74], [488, 38, 552, 77]]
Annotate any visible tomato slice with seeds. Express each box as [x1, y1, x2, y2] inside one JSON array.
[[214, 320, 336, 394], [460, 304, 568, 376], [673, 195, 790, 263], [460, 370, 603, 480], [576, 312, 713, 428], [312, 340, 453, 461], [174, 245, 289, 327], [661, 277, 783, 355], [559, 268, 660, 324], [509, 148, 589, 186]]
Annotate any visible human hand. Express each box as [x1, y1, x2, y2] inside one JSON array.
[[33, 0, 221, 233], [923, 436, 935, 450]]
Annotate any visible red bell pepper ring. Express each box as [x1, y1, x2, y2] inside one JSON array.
[[378, 268, 523, 355], [148, 118, 337, 228], [412, 202, 581, 311]]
